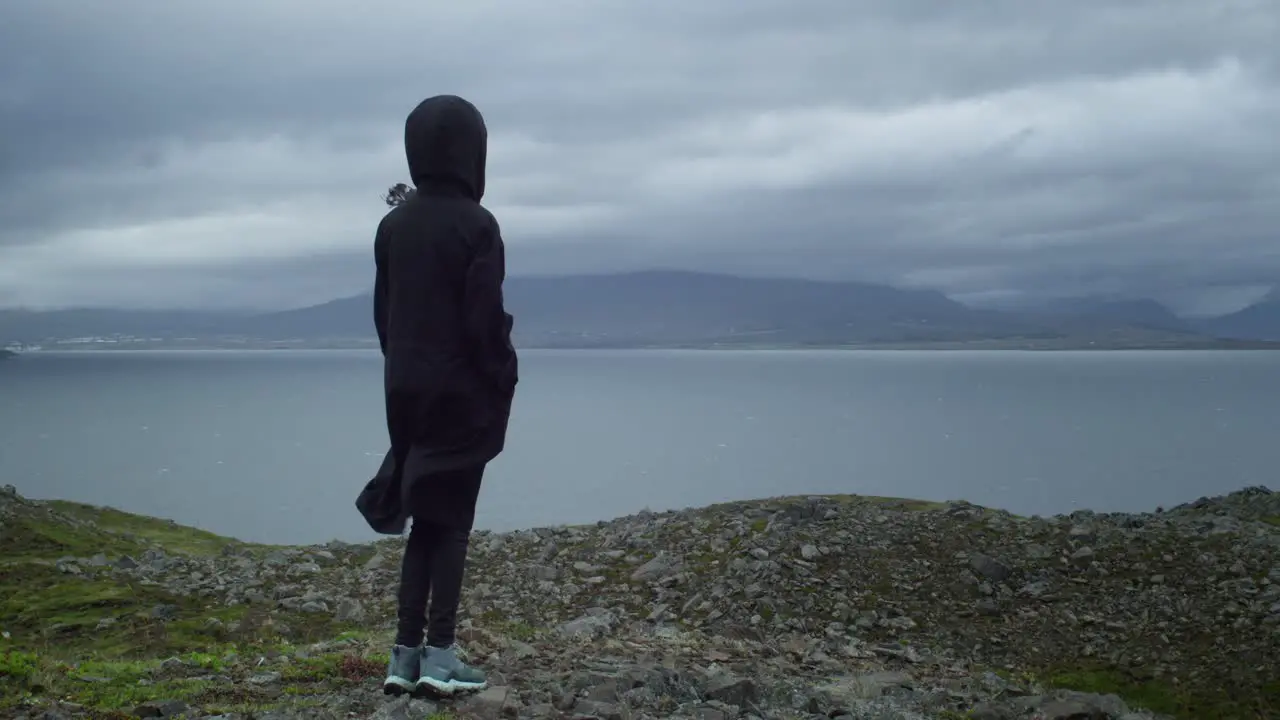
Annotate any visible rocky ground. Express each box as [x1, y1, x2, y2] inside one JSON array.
[[2, 484, 1278, 719]]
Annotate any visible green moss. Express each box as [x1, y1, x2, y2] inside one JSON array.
[[0, 561, 353, 660], [0, 500, 374, 716], [1, 516, 131, 562], [0, 649, 40, 691], [1041, 665, 1278, 720], [504, 620, 538, 642], [1261, 515, 1280, 527], [0, 562, 232, 657], [1045, 668, 1185, 716], [471, 611, 544, 642], [280, 654, 343, 682], [855, 496, 948, 512], [0, 646, 391, 714], [0, 496, 268, 567], [44, 501, 265, 557], [67, 676, 219, 710]]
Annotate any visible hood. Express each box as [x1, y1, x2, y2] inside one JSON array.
[[404, 95, 488, 201]]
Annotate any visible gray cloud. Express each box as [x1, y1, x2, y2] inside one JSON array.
[[1, 0, 1277, 313]]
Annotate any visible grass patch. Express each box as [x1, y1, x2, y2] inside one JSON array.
[[0, 499, 352, 659], [0, 562, 243, 657], [0, 562, 353, 659], [1261, 515, 1280, 527], [0, 645, 388, 715], [44, 501, 263, 556], [0, 498, 375, 716], [852, 495, 949, 512], [0, 495, 268, 566], [0, 649, 40, 694], [1042, 664, 1279, 720], [1, 515, 137, 563], [473, 611, 545, 642], [503, 620, 539, 642]]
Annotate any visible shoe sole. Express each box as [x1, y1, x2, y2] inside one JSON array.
[[382, 677, 416, 696], [414, 675, 488, 698]]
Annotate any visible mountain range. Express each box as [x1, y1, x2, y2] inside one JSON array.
[[2, 271, 1278, 350]]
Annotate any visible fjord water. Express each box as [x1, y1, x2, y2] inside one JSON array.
[[2, 349, 1278, 545]]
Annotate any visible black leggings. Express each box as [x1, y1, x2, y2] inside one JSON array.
[[394, 466, 484, 649]]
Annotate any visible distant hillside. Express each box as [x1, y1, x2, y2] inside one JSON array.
[[502, 271, 1047, 346], [0, 271, 1038, 346], [1196, 293, 1280, 341], [1024, 298, 1194, 335], [225, 271, 1046, 346], [1, 271, 1275, 349], [0, 308, 235, 344]]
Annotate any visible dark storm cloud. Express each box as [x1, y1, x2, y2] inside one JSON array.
[[0, 0, 1277, 311]]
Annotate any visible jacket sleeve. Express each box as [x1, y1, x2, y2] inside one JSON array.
[[373, 227, 389, 356], [463, 215, 518, 398]]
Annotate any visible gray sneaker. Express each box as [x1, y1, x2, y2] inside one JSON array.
[[416, 644, 487, 696], [383, 644, 421, 695]]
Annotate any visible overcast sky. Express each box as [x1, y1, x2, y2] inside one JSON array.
[[1, 0, 1277, 314]]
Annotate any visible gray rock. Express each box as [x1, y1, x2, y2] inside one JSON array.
[[508, 639, 536, 659], [263, 551, 291, 567], [631, 553, 682, 582], [968, 701, 1018, 720], [849, 671, 913, 699], [703, 673, 757, 707], [131, 699, 189, 717], [1071, 546, 1096, 561], [1069, 524, 1097, 543], [558, 610, 616, 639], [368, 697, 441, 720], [530, 564, 560, 581], [1053, 691, 1131, 718], [1019, 580, 1051, 598], [1037, 699, 1109, 719], [288, 561, 322, 576], [150, 604, 178, 620], [335, 597, 365, 622], [248, 671, 282, 685], [460, 685, 514, 718], [693, 706, 731, 720], [969, 553, 1012, 582]]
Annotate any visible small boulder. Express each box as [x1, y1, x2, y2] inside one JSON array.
[[969, 552, 1012, 583], [703, 673, 757, 707], [631, 553, 682, 582]]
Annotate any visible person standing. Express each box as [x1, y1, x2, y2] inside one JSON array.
[[373, 94, 518, 697]]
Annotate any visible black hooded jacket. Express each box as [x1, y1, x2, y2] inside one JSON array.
[[369, 95, 518, 521]]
